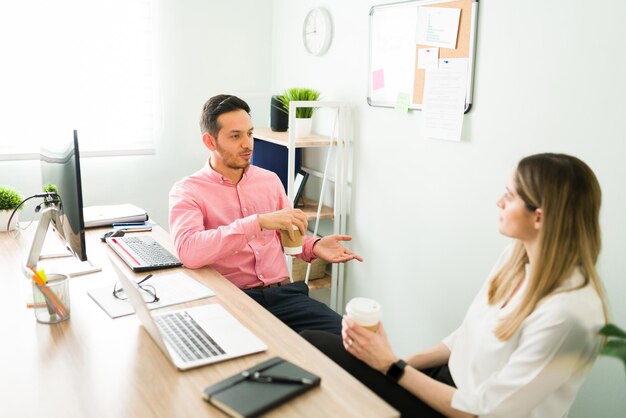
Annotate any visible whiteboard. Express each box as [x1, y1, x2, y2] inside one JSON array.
[[367, 0, 478, 112]]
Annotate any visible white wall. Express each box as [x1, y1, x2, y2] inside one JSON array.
[[1, 0, 624, 415], [271, 0, 625, 416], [0, 0, 273, 229]]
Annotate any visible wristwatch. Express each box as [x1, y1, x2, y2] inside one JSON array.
[[386, 359, 407, 382]]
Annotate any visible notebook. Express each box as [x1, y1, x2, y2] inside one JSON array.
[[106, 235, 183, 272], [108, 253, 267, 370], [203, 357, 321, 418]]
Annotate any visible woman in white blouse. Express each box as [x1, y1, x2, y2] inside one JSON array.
[[303, 153, 608, 417]]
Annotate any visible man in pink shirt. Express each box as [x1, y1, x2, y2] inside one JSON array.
[[169, 94, 363, 335]]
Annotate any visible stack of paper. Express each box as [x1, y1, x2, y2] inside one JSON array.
[[87, 271, 215, 318], [83, 203, 148, 228]]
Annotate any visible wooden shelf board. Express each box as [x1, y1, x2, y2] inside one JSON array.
[[254, 127, 335, 148], [299, 198, 334, 221], [306, 273, 331, 290]]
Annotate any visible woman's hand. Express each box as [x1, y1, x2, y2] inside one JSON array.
[[342, 315, 397, 373]]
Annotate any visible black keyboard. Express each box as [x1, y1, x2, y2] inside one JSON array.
[[108, 235, 183, 272], [155, 312, 225, 362]]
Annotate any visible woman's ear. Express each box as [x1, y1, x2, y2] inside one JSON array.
[[202, 132, 217, 151], [534, 208, 543, 230]]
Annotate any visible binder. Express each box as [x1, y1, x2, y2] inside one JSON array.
[[202, 357, 321, 418]]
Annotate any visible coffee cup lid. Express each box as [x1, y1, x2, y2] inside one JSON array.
[[345, 297, 381, 327]]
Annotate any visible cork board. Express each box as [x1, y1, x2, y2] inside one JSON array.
[[367, 0, 478, 112]]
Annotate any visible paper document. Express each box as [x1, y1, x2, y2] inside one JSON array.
[[420, 58, 468, 141], [416, 7, 461, 49], [417, 48, 439, 69], [83, 203, 148, 228], [87, 271, 215, 318]]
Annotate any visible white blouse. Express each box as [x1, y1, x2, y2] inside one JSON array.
[[442, 249, 604, 418]]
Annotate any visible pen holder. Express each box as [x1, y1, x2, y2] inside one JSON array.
[[32, 273, 71, 324]]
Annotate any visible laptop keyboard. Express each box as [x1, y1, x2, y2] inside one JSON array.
[[155, 311, 226, 362], [114, 235, 182, 270]]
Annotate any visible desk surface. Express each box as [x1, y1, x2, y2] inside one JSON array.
[[0, 224, 398, 418]]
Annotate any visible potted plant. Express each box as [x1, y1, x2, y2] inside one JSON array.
[[0, 185, 23, 232], [599, 323, 626, 378], [42, 183, 59, 207], [274, 87, 321, 138], [43, 183, 58, 194]]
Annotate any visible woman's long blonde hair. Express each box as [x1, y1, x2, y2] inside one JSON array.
[[488, 153, 608, 340]]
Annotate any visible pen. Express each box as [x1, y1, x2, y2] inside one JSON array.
[[242, 371, 314, 385], [27, 265, 68, 318], [37, 269, 48, 283], [36, 268, 54, 315]]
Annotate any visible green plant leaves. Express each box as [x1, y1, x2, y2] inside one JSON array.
[[600, 323, 626, 339], [43, 183, 59, 194], [275, 87, 321, 118], [599, 323, 626, 379], [0, 185, 23, 211], [600, 340, 626, 375]]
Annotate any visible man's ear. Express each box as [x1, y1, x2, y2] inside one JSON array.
[[202, 132, 217, 151], [534, 208, 543, 230]]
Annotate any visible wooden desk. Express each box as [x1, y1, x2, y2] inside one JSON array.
[[0, 225, 398, 418]]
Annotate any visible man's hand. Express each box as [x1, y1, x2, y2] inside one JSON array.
[[258, 209, 308, 240], [313, 235, 364, 263]]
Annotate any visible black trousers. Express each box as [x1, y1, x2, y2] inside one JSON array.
[[301, 330, 456, 418], [244, 282, 342, 335]]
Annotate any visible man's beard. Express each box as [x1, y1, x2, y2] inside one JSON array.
[[217, 145, 252, 170], [225, 158, 251, 170]]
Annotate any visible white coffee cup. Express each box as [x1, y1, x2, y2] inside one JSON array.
[[345, 297, 382, 332]]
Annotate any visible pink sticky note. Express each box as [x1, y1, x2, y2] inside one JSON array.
[[372, 68, 385, 90]]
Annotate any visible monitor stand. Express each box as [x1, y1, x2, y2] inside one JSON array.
[[24, 207, 101, 278]]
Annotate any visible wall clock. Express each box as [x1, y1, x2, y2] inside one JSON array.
[[302, 7, 332, 56]]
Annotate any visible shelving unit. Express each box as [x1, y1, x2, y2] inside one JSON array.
[[300, 197, 334, 221], [253, 127, 334, 148], [253, 101, 350, 312]]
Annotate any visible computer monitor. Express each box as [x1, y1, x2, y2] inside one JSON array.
[[25, 130, 96, 275], [41, 130, 87, 259]]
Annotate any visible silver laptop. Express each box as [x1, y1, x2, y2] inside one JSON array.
[[108, 253, 267, 370]]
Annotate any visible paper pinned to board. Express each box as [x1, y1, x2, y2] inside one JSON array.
[[420, 58, 468, 141], [87, 271, 215, 318], [417, 48, 439, 69], [416, 7, 461, 49]]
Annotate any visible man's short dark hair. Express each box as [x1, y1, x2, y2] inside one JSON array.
[[200, 94, 251, 137]]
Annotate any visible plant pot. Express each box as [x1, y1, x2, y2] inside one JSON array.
[[294, 117, 312, 138], [270, 96, 288, 132], [0, 209, 18, 232]]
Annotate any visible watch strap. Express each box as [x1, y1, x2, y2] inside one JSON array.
[[385, 359, 407, 382]]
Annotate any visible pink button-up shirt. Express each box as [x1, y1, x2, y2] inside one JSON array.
[[169, 161, 317, 289]]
